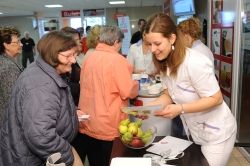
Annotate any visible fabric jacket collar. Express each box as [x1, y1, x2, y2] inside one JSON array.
[[36, 56, 68, 88], [95, 43, 118, 54]]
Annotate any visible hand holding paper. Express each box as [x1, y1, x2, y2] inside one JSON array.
[[154, 104, 182, 119]]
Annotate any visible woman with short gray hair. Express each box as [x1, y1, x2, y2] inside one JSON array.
[[73, 25, 138, 166], [99, 25, 124, 46]]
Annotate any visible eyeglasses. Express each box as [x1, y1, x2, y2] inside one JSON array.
[[11, 40, 21, 45], [59, 52, 78, 60]]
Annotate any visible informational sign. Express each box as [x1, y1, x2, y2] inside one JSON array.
[[61, 10, 80, 17], [117, 16, 132, 56], [113, 13, 126, 20], [83, 9, 104, 16], [44, 19, 59, 31]]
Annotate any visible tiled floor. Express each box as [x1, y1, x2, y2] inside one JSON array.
[[228, 148, 250, 166]]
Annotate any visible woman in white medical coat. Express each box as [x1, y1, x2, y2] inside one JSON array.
[[177, 17, 214, 65], [144, 13, 237, 166]]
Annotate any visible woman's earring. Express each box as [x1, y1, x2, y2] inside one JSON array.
[[171, 45, 175, 50]]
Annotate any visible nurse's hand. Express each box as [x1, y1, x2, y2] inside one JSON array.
[[154, 104, 182, 119]]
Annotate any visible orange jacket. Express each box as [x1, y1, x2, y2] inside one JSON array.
[[78, 43, 138, 141]]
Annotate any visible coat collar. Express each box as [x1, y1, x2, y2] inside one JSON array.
[[1, 53, 23, 71], [36, 56, 68, 88], [95, 43, 118, 54]]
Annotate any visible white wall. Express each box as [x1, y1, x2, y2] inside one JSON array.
[[0, 16, 41, 65], [0, 16, 40, 44]]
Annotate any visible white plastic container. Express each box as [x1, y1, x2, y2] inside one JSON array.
[[140, 74, 150, 90], [132, 74, 141, 80]]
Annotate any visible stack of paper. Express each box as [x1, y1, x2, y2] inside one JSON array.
[[146, 136, 193, 158]]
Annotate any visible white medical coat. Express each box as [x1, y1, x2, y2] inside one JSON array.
[[162, 48, 236, 145]]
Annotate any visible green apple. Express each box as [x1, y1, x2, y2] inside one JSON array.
[[135, 119, 142, 127], [119, 125, 128, 134], [120, 119, 130, 126], [142, 129, 153, 144], [122, 132, 133, 143], [122, 136, 129, 144], [136, 128, 144, 138], [144, 129, 153, 135], [128, 122, 137, 128], [128, 124, 138, 135], [142, 134, 152, 144]]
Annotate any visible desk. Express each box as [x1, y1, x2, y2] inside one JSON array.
[[110, 136, 209, 166]]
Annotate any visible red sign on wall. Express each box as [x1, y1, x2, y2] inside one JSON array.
[[113, 13, 126, 20], [61, 10, 80, 17]]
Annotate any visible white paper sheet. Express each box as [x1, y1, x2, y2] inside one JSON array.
[[110, 157, 151, 166], [146, 136, 192, 158]]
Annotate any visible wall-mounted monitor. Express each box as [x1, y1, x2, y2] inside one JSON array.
[[172, 0, 196, 16]]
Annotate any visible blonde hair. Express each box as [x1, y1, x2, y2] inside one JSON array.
[[177, 17, 201, 40], [86, 25, 101, 49]]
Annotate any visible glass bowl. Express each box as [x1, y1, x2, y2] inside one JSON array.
[[118, 118, 157, 149]]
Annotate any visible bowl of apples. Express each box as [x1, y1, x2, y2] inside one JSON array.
[[118, 118, 157, 149]]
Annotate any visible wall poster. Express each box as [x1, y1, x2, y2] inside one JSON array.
[[211, 28, 221, 55], [117, 16, 132, 56], [211, 0, 234, 108], [212, 0, 223, 24]]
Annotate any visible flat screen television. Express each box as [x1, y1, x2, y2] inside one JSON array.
[[172, 0, 196, 16]]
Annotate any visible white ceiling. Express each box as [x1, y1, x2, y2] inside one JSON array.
[[0, 0, 165, 17]]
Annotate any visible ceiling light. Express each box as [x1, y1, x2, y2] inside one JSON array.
[[109, 1, 125, 5], [0, 12, 3, 15], [45, 4, 63, 8]]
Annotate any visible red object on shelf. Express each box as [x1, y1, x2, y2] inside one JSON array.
[[134, 99, 143, 106]]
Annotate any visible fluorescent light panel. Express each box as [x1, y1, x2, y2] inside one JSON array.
[[109, 1, 125, 5], [45, 4, 63, 8]]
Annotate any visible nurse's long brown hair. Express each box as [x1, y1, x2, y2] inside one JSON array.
[[144, 13, 186, 77]]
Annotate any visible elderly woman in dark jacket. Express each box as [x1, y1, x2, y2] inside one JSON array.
[[0, 31, 82, 166], [0, 26, 23, 125]]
